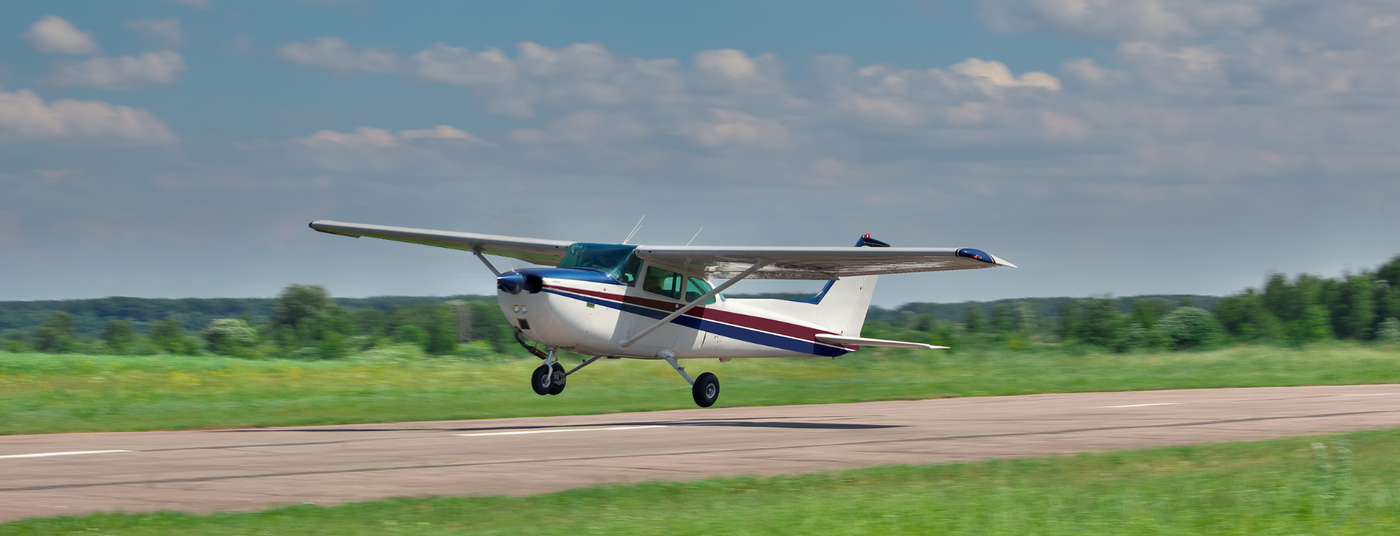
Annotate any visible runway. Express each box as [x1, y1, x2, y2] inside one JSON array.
[[3, 384, 1400, 522]]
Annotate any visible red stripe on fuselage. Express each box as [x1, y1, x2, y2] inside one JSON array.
[[544, 283, 839, 343]]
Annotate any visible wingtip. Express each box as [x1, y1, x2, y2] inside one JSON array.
[[308, 220, 361, 237], [991, 255, 1017, 268]]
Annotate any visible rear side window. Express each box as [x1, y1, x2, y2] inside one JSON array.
[[641, 266, 684, 300]]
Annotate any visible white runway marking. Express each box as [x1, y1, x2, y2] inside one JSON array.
[[0, 450, 131, 460], [1103, 403, 1181, 408], [456, 425, 670, 437]]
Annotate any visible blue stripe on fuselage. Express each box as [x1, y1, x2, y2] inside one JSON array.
[[543, 288, 850, 357]]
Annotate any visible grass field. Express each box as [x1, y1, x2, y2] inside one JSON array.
[[3, 428, 1397, 534], [1, 343, 1398, 435]]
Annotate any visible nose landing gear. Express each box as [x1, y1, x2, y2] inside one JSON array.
[[531, 348, 567, 396], [532, 362, 566, 395]]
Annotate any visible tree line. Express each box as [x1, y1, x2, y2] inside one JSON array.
[[861, 255, 1400, 352], [1, 285, 521, 359]]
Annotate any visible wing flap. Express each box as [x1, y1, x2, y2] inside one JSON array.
[[634, 246, 1012, 279], [309, 220, 574, 266], [815, 334, 948, 350]]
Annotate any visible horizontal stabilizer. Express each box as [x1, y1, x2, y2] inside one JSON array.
[[814, 334, 947, 350]]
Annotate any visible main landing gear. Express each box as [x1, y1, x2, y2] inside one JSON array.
[[661, 350, 720, 408]]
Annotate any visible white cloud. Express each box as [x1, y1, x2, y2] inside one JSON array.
[[276, 38, 805, 119], [691, 49, 787, 97], [126, 18, 184, 47], [841, 95, 925, 126], [292, 125, 482, 149], [977, 0, 1269, 40], [1118, 42, 1224, 95], [410, 43, 517, 85], [518, 42, 614, 78], [1060, 58, 1130, 87], [302, 126, 399, 148], [24, 16, 98, 54], [0, 89, 178, 145], [949, 58, 1061, 93], [51, 51, 187, 90], [685, 108, 791, 149], [944, 101, 989, 125], [398, 125, 480, 141], [1040, 110, 1091, 140], [278, 37, 399, 73], [280, 124, 489, 172], [269, 12, 1400, 185], [695, 49, 759, 79]]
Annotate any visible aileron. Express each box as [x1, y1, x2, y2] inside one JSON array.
[[309, 220, 573, 266]]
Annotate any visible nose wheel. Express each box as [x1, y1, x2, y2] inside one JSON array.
[[531, 348, 567, 396], [531, 363, 566, 395]]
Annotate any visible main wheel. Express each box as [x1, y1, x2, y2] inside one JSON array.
[[692, 372, 719, 407], [548, 363, 567, 395], [531, 364, 552, 395]]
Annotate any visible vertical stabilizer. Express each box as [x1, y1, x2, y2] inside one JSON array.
[[812, 234, 887, 335]]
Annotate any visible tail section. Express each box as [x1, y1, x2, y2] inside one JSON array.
[[812, 234, 887, 336]]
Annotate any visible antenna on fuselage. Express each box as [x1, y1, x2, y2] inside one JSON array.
[[622, 215, 646, 245], [685, 227, 703, 246]]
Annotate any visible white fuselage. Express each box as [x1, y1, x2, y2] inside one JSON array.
[[498, 271, 853, 360]]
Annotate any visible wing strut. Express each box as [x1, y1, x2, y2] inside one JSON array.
[[472, 246, 502, 277], [618, 259, 770, 349]]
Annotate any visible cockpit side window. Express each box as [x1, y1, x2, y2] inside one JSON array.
[[641, 266, 684, 300], [619, 255, 643, 287]]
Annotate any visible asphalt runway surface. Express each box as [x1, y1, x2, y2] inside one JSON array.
[[4, 384, 1400, 522]]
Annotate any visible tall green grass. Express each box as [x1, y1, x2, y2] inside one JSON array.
[[4, 429, 1397, 535], [1, 343, 1398, 435]]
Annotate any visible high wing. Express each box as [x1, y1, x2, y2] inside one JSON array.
[[633, 245, 1015, 280], [309, 220, 573, 266]]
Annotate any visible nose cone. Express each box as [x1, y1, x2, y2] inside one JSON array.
[[497, 272, 525, 295]]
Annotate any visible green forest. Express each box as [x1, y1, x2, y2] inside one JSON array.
[[2, 254, 1399, 359]]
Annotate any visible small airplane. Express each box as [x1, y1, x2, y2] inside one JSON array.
[[310, 220, 1014, 407]]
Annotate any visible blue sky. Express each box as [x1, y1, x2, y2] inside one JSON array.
[[2, 0, 1398, 306]]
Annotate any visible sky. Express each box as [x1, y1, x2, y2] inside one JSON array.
[[1, 0, 1398, 307]]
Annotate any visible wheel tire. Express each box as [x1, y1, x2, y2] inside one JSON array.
[[692, 372, 719, 408], [531, 364, 552, 395], [548, 363, 567, 395]]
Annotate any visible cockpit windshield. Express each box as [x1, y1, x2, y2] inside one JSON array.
[[556, 243, 640, 281]]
